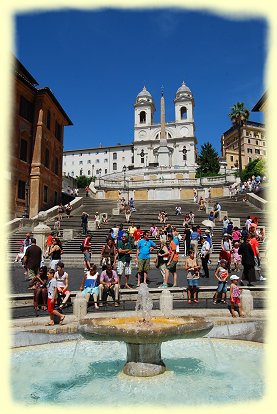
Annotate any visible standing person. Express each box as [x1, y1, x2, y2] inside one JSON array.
[[94, 212, 101, 229], [232, 227, 242, 244], [129, 197, 136, 212], [23, 238, 42, 281], [232, 242, 242, 272], [133, 224, 143, 247], [57, 203, 64, 221], [155, 239, 169, 286], [222, 216, 229, 236], [85, 185, 89, 197], [65, 202, 72, 218], [238, 236, 256, 286], [127, 222, 137, 247], [79, 263, 100, 309], [184, 249, 200, 304], [81, 212, 89, 235], [49, 238, 62, 271], [135, 231, 156, 287], [124, 205, 131, 224], [100, 238, 117, 270], [213, 259, 229, 304], [46, 269, 65, 326], [193, 188, 197, 203], [161, 233, 179, 288], [249, 233, 266, 281], [183, 224, 192, 256], [200, 235, 210, 278], [44, 232, 54, 258], [190, 227, 200, 256], [116, 233, 133, 288], [83, 234, 92, 271], [54, 262, 71, 310], [220, 234, 233, 271], [53, 217, 61, 237], [150, 223, 159, 239], [229, 275, 244, 318], [99, 264, 120, 307]]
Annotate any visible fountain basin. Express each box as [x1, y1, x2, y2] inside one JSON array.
[[78, 316, 213, 376], [78, 316, 214, 344]]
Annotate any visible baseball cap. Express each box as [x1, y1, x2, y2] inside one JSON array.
[[230, 275, 240, 280]]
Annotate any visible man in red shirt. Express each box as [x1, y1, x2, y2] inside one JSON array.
[[133, 225, 143, 247], [249, 234, 266, 281]]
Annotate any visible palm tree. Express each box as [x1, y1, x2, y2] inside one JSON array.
[[228, 102, 250, 179]]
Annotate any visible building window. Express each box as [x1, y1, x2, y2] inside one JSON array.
[[79, 160, 83, 165], [80, 169, 83, 176], [79, 153, 82, 156], [43, 186, 48, 203], [71, 171, 74, 177], [113, 153, 117, 160], [113, 163, 117, 171], [247, 148, 253, 154], [122, 156, 125, 161], [256, 140, 259, 145], [263, 142, 266, 146], [104, 150, 108, 154], [139, 111, 146, 123], [46, 110, 51, 130], [88, 170, 91, 175], [45, 148, 50, 168], [96, 159, 100, 163], [264, 150, 266, 155], [230, 155, 234, 162], [87, 160, 91, 164], [255, 149, 260, 154], [180, 107, 187, 120], [19, 96, 34, 122], [105, 169, 107, 174], [17, 180, 25, 200], [248, 139, 251, 144], [55, 121, 62, 141], [104, 158, 108, 163], [19, 139, 28, 162], [54, 157, 59, 175]]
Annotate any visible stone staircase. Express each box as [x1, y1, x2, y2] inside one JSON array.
[[8, 194, 267, 267]]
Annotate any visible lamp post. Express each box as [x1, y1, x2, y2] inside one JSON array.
[[22, 180, 30, 218], [98, 168, 102, 188], [123, 165, 127, 191], [199, 168, 202, 186], [224, 165, 227, 184]]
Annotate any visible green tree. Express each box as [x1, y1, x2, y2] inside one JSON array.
[[241, 158, 266, 181], [196, 142, 220, 176], [75, 175, 94, 188], [228, 102, 250, 179]]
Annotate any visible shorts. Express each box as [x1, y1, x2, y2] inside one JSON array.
[[117, 260, 131, 275], [47, 297, 56, 313], [138, 258, 150, 273], [187, 279, 199, 287], [166, 261, 177, 273], [217, 282, 227, 293], [254, 256, 261, 271], [84, 252, 91, 262], [230, 297, 240, 305]]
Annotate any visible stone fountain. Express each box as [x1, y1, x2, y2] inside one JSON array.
[[78, 284, 213, 377]]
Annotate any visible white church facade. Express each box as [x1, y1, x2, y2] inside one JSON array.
[[63, 82, 198, 178]]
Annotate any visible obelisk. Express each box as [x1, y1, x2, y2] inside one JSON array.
[[156, 86, 171, 166]]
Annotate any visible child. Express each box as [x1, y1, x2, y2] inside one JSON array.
[[46, 269, 65, 326], [232, 242, 242, 271], [213, 259, 229, 304], [229, 274, 244, 318], [95, 212, 101, 229]]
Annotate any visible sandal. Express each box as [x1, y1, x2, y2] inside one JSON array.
[[58, 304, 64, 310], [46, 322, 54, 326], [188, 300, 192, 304], [59, 316, 65, 325], [213, 301, 217, 305]]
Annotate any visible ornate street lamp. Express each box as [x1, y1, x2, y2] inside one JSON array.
[[98, 168, 102, 188], [123, 165, 127, 190]]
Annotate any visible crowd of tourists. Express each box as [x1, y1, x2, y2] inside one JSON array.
[[14, 192, 266, 322]]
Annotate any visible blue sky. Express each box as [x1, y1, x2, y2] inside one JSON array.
[[15, 8, 267, 153]]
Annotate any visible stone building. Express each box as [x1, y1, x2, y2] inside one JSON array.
[[11, 58, 72, 219], [221, 121, 266, 171], [63, 82, 198, 178]]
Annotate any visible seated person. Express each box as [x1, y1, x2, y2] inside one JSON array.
[[28, 265, 48, 312], [99, 264, 120, 306], [80, 263, 100, 309], [54, 262, 71, 310]]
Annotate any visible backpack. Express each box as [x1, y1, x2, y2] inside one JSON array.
[[80, 242, 85, 252]]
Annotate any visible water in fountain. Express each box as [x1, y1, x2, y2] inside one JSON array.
[[135, 283, 153, 322]]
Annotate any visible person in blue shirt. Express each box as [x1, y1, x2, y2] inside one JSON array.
[[135, 231, 156, 286]]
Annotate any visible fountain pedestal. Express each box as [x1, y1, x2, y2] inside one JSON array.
[[124, 342, 165, 376]]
